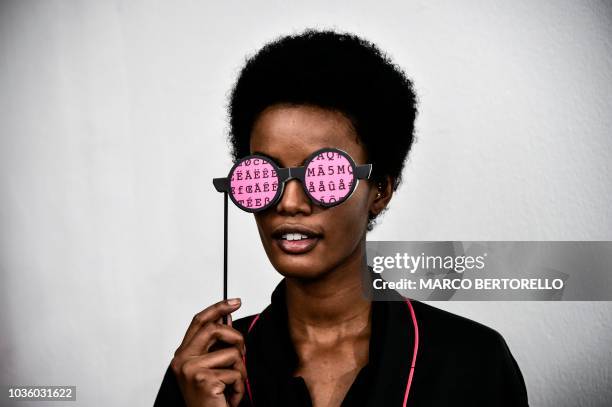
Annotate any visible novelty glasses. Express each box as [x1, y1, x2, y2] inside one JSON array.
[[213, 147, 373, 212], [212, 147, 372, 321]]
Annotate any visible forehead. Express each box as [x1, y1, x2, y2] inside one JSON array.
[[249, 104, 367, 166]]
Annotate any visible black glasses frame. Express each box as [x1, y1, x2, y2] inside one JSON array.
[[213, 147, 373, 213]]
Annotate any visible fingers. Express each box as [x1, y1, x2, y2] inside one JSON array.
[[184, 367, 245, 407], [207, 369, 245, 402], [182, 321, 246, 358], [229, 373, 246, 407], [177, 350, 247, 406], [172, 346, 247, 382], [184, 347, 247, 378], [171, 300, 247, 407], [180, 298, 241, 348]]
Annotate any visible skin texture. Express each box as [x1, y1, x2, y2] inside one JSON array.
[[171, 299, 247, 407], [172, 104, 394, 407], [250, 104, 394, 407]]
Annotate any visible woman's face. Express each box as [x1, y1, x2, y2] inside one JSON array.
[[250, 104, 379, 280]]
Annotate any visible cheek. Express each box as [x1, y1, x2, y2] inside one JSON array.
[[254, 214, 270, 243], [325, 186, 371, 238], [347, 181, 372, 217]]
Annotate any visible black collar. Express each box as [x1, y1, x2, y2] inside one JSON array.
[[244, 277, 417, 406]]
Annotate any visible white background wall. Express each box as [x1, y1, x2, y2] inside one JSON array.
[[1, 0, 611, 406]]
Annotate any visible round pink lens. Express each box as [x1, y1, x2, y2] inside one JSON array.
[[230, 157, 278, 210], [305, 151, 355, 205]]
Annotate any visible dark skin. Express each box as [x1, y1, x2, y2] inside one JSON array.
[[171, 104, 394, 407]]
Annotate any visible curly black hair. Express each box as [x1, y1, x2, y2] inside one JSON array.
[[227, 29, 418, 231]]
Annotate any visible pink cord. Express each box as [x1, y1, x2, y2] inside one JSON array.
[[403, 300, 419, 407], [244, 314, 260, 405]]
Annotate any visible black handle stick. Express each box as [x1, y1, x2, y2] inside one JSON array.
[[222, 191, 228, 325], [213, 178, 231, 325]]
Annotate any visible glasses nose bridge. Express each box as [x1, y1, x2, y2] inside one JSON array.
[[278, 166, 306, 184], [286, 166, 306, 182], [277, 166, 308, 203]]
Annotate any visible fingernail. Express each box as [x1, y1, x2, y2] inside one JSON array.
[[227, 298, 241, 306]]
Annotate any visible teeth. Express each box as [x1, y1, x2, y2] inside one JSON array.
[[281, 233, 310, 241]]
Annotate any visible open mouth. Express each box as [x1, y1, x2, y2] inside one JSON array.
[[282, 233, 317, 241], [272, 227, 322, 255]]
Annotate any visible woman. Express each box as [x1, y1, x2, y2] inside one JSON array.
[[154, 29, 529, 407]]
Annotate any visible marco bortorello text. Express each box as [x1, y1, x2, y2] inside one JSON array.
[[364, 241, 612, 301]]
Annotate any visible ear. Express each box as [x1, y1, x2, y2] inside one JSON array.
[[369, 175, 394, 218]]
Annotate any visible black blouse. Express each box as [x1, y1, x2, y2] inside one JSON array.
[[154, 278, 529, 406]]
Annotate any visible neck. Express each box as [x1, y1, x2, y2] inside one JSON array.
[[285, 239, 372, 332]]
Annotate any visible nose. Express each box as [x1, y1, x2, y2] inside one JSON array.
[[275, 178, 312, 215]]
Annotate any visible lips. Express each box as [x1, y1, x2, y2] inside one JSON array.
[[272, 224, 323, 254]]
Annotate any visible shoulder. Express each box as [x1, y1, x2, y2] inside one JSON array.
[[407, 300, 529, 405], [406, 299, 522, 376], [409, 299, 507, 351]]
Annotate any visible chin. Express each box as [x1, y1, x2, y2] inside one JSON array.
[[271, 257, 328, 281]]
